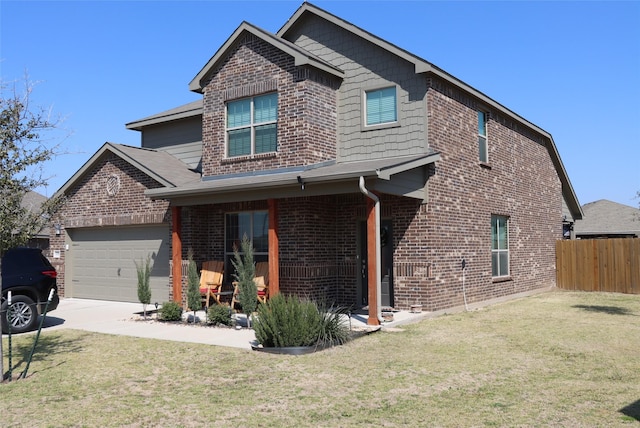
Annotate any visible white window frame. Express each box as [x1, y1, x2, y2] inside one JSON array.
[[491, 215, 509, 278], [478, 110, 488, 163], [363, 85, 399, 129], [225, 93, 277, 158]]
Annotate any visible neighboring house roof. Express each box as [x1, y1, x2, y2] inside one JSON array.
[[125, 99, 203, 131], [54, 142, 201, 197], [21, 191, 47, 212], [189, 20, 344, 93], [21, 191, 50, 238], [574, 199, 640, 238], [145, 152, 441, 204]]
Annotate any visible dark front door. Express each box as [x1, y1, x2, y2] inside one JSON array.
[[358, 219, 394, 308]]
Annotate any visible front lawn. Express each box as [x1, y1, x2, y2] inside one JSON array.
[[2, 290, 639, 427]]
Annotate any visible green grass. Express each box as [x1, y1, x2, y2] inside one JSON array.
[[2, 290, 640, 427]]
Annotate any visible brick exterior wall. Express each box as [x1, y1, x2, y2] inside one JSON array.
[[176, 70, 562, 313], [50, 153, 171, 297], [200, 33, 339, 177], [178, 71, 562, 312], [416, 77, 562, 311]]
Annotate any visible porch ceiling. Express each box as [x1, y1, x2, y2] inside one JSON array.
[[145, 152, 440, 206]]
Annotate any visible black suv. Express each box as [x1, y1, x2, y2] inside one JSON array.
[[1, 248, 59, 334]]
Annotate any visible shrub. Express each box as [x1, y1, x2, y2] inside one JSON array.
[[207, 304, 232, 326], [135, 254, 152, 319], [253, 294, 349, 348], [158, 301, 183, 321], [186, 249, 201, 317], [231, 235, 257, 323]]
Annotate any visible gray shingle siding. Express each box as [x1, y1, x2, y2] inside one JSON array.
[[141, 117, 201, 149], [284, 14, 428, 163], [141, 117, 203, 169]]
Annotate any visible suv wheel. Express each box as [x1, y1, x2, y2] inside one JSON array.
[[1, 295, 38, 334]]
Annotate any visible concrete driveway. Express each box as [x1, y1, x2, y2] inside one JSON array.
[[37, 298, 257, 349]]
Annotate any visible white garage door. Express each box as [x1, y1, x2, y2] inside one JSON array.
[[67, 225, 171, 303]]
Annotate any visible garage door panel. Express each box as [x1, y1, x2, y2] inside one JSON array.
[[68, 226, 171, 303]]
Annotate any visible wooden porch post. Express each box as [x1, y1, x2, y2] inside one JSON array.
[[171, 206, 183, 304], [268, 199, 279, 296], [366, 197, 380, 326]]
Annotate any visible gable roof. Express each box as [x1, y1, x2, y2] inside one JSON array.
[[189, 20, 344, 93], [574, 200, 640, 238], [54, 143, 201, 198], [278, 2, 583, 220], [128, 2, 582, 219]]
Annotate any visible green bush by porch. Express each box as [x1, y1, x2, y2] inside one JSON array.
[[158, 301, 182, 321], [253, 294, 349, 348]]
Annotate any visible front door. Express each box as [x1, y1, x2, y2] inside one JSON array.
[[358, 220, 394, 308]]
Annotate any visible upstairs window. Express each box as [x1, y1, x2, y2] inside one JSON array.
[[478, 111, 488, 163], [226, 93, 277, 157], [491, 215, 509, 277], [365, 87, 397, 126]]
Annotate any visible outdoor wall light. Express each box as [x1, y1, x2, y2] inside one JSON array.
[[297, 175, 305, 190], [54, 224, 61, 235]]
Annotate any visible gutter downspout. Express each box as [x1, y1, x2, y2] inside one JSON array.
[[359, 176, 383, 324]]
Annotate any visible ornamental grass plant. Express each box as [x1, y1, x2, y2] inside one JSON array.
[[253, 294, 349, 348]]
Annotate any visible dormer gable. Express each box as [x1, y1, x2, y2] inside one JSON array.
[[194, 20, 343, 178], [189, 21, 343, 93]]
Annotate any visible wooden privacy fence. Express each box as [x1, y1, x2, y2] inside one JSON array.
[[556, 238, 640, 294]]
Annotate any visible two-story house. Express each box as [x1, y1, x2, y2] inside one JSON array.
[[51, 2, 582, 325]]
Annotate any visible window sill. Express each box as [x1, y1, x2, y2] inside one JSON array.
[[362, 121, 400, 132], [492, 276, 512, 283], [223, 152, 277, 164], [479, 162, 492, 170]]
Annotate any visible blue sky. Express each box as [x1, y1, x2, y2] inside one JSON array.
[[1, 1, 639, 207]]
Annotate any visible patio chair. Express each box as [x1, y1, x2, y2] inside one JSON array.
[[231, 261, 270, 309], [254, 261, 270, 304], [199, 260, 224, 309]]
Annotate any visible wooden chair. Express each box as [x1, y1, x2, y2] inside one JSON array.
[[231, 261, 270, 309], [199, 261, 224, 309], [254, 262, 270, 304]]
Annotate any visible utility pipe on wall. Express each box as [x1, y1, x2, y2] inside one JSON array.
[[359, 176, 383, 324]]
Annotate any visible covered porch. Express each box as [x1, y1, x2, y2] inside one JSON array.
[[147, 153, 440, 326]]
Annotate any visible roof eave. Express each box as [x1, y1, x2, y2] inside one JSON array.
[[377, 152, 441, 180], [125, 104, 202, 131], [145, 170, 379, 201]]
